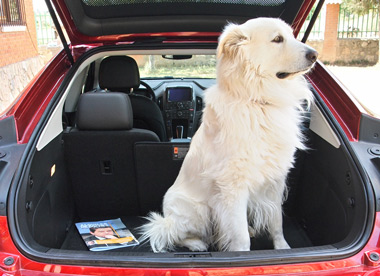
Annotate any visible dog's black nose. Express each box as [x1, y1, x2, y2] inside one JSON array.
[[306, 50, 318, 63]]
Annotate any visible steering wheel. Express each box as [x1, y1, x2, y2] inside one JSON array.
[[139, 80, 156, 102]]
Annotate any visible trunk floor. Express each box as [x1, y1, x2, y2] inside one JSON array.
[[61, 216, 313, 252]]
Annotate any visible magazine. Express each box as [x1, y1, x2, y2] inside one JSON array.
[[75, 218, 139, 251]]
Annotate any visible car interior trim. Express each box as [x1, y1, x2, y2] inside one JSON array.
[[310, 103, 341, 148]]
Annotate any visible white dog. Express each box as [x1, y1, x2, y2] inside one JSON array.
[[140, 17, 317, 252]]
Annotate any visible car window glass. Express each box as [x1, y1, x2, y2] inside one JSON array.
[[0, 0, 64, 115], [135, 55, 217, 79], [300, 1, 379, 118]]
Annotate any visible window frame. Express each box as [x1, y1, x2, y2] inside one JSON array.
[[0, 0, 26, 28]]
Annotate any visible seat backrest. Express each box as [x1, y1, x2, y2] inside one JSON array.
[[134, 142, 190, 215], [98, 56, 167, 141], [63, 92, 160, 219], [99, 56, 140, 93]]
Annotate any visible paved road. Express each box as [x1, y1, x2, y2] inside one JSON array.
[[326, 63, 380, 118]]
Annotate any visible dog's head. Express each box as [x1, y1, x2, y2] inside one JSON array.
[[217, 18, 318, 81]]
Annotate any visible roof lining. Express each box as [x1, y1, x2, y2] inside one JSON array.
[[64, 0, 305, 37]]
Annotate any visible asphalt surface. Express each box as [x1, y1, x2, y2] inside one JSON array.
[[326, 63, 380, 118]]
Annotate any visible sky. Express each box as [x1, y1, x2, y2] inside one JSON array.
[[33, 0, 48, 12]]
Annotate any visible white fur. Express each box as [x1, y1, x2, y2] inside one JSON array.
[[140, 18, 316, 252]]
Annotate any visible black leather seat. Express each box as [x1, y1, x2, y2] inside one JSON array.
[[98, 56, 167, 141], [63, 92, 160, 218]]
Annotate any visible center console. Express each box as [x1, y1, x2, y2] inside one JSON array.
[[163, 86, 196, 139]]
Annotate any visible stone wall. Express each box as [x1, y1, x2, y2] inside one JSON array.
[[336, 39, 379, 65], [307, 38, 379, 65], [0, 56, 44, 114]]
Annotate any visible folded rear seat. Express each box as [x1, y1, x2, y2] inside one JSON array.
[[63, 92, 159, 220]]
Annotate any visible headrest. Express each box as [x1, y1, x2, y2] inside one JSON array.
[[76, 93, 133, 130], [99, 56, 140, 92]]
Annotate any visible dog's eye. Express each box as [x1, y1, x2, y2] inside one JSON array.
[[272, 35, 284, 43]]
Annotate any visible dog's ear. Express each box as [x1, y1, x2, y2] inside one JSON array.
[[217, 23, 248, 58]]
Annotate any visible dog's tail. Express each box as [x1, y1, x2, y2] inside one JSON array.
[[138, 212, 178, 252]]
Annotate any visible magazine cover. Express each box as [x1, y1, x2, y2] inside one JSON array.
[[75, 218, 139, 251]]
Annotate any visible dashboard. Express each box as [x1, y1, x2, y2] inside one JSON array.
[[143, 79, 215, 140], [163, 86, 196, 139]]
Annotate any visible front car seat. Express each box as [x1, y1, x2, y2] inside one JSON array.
[[98, 56, 167, 141]]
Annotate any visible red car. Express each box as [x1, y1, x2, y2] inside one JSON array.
[[1, 0, 380, 275]]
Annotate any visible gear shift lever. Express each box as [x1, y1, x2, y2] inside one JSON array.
[[176, 125, 184, 139]]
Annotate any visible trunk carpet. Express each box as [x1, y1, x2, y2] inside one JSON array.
[[60, 216, 312, 252]]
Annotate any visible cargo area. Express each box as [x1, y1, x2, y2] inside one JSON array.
[[14, 115, 368, 262]]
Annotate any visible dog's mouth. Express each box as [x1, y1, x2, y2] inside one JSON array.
[[276, 67, 313, 79], [276, 48, 318, 79], [276, 72, 294, 79]]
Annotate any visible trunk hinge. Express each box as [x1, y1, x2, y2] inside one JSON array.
[[45, 0, 74, 65], [301, 0, 325, 43]]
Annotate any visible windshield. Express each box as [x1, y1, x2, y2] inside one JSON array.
[[132, 55, 216, 79]]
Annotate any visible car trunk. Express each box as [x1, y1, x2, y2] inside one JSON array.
[[12, 88, 370, 266], [7, 0, 372, 267]]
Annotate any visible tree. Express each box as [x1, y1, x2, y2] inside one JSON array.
[[342, 0, 378, 13]]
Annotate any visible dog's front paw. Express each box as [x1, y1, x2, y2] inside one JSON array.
[[180, 238, 208, 252], [273, 238, 291, 250]]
